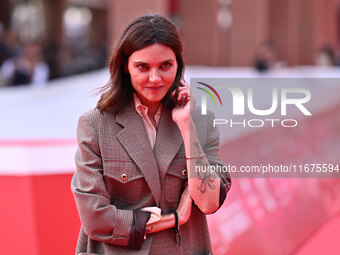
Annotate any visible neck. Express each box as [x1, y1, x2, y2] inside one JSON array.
[[147, 104, 160, 117], [139, 99, 160, 116]]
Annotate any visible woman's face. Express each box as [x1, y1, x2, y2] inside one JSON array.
[[127, 43, 178, 110]]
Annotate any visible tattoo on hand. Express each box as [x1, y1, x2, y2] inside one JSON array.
[[196, 158, 215, 193], [192, 142, 215, 193]]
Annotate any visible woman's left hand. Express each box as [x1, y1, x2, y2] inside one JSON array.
[[172, 80, 196, 127]]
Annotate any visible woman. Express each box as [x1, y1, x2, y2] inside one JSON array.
[[71, 14, 231, 255]]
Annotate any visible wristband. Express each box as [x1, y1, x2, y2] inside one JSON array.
[[172, 211, 181, 246]]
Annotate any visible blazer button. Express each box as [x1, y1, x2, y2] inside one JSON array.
[[121, 173, 127, 181], [181, 169, 187, 177]]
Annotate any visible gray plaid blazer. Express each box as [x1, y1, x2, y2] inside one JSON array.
[[71, 101, 231, 255]]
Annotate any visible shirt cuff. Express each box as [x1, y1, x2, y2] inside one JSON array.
[[127, 210, 151, 250]]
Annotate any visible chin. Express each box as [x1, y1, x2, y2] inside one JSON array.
[[148, 95, 166, 102]]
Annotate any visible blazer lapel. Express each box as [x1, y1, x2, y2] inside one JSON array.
[[115, 103, 161, 205], [153, 108, 184, 182]]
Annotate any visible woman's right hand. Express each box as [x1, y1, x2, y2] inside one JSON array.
[[176, 186, 193, 225]]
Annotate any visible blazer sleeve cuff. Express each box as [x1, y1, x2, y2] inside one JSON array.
[[127, 210, 151, 250], [218, 179, 227, 209]]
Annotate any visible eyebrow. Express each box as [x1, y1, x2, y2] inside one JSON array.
[[132, 59, 175, 64]]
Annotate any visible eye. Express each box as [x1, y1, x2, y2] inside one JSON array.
[[136, 64, 149, 71], [160, 62, 172, 69]]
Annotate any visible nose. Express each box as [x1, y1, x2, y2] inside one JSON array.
[[149, 68, 161, 83]]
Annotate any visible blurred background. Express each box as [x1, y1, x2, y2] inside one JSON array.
[[0, 0, 340, 254]]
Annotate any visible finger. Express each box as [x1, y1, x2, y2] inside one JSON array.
[[180, 80, 190, 88], [178, 90, 190, 101], [178, 86, 188, 92], [177, 94, 190, 104], [178, 88, 190, 95]]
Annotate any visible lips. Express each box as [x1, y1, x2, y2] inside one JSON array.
[[147, 86, 164, 91]]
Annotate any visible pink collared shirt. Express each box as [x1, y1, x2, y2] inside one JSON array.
[[133, 93, 162, 149]]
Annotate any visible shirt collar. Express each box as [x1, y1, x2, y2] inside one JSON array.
[[133, 93, 162, 120]]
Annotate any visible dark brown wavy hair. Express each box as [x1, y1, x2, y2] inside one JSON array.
[[97, 14, 184, 114]]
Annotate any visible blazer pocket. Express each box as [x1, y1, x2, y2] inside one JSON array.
[[165, 165, 188, 203], [103, 160, 147, 205]]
